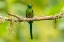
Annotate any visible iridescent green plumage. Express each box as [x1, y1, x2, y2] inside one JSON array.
[[26, 4, 33, 39]]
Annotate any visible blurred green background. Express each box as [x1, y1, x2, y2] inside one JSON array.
[[0, 0, 64, 42]]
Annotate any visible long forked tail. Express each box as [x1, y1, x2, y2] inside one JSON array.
[[29, 21, 33, 39]]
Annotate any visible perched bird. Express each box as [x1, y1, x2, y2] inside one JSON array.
[[26, 4, 33, 39]]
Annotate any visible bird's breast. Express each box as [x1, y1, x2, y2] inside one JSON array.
[[27, 12, 33, 18]]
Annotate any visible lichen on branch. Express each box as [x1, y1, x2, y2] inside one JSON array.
[[0, 11, 64, 22]]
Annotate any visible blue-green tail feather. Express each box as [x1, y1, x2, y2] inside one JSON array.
[[29, 21, 33, 39]]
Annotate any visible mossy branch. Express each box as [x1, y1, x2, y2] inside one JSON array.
[[0, 12, 64, 22]]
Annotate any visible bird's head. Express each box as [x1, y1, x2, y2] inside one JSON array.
[[28, 4, 33, 9]]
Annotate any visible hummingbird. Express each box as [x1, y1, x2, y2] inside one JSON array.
[[26, 4, 33, 39]]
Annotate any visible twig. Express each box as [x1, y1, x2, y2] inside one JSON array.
[[7, 12, 21, 19]]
